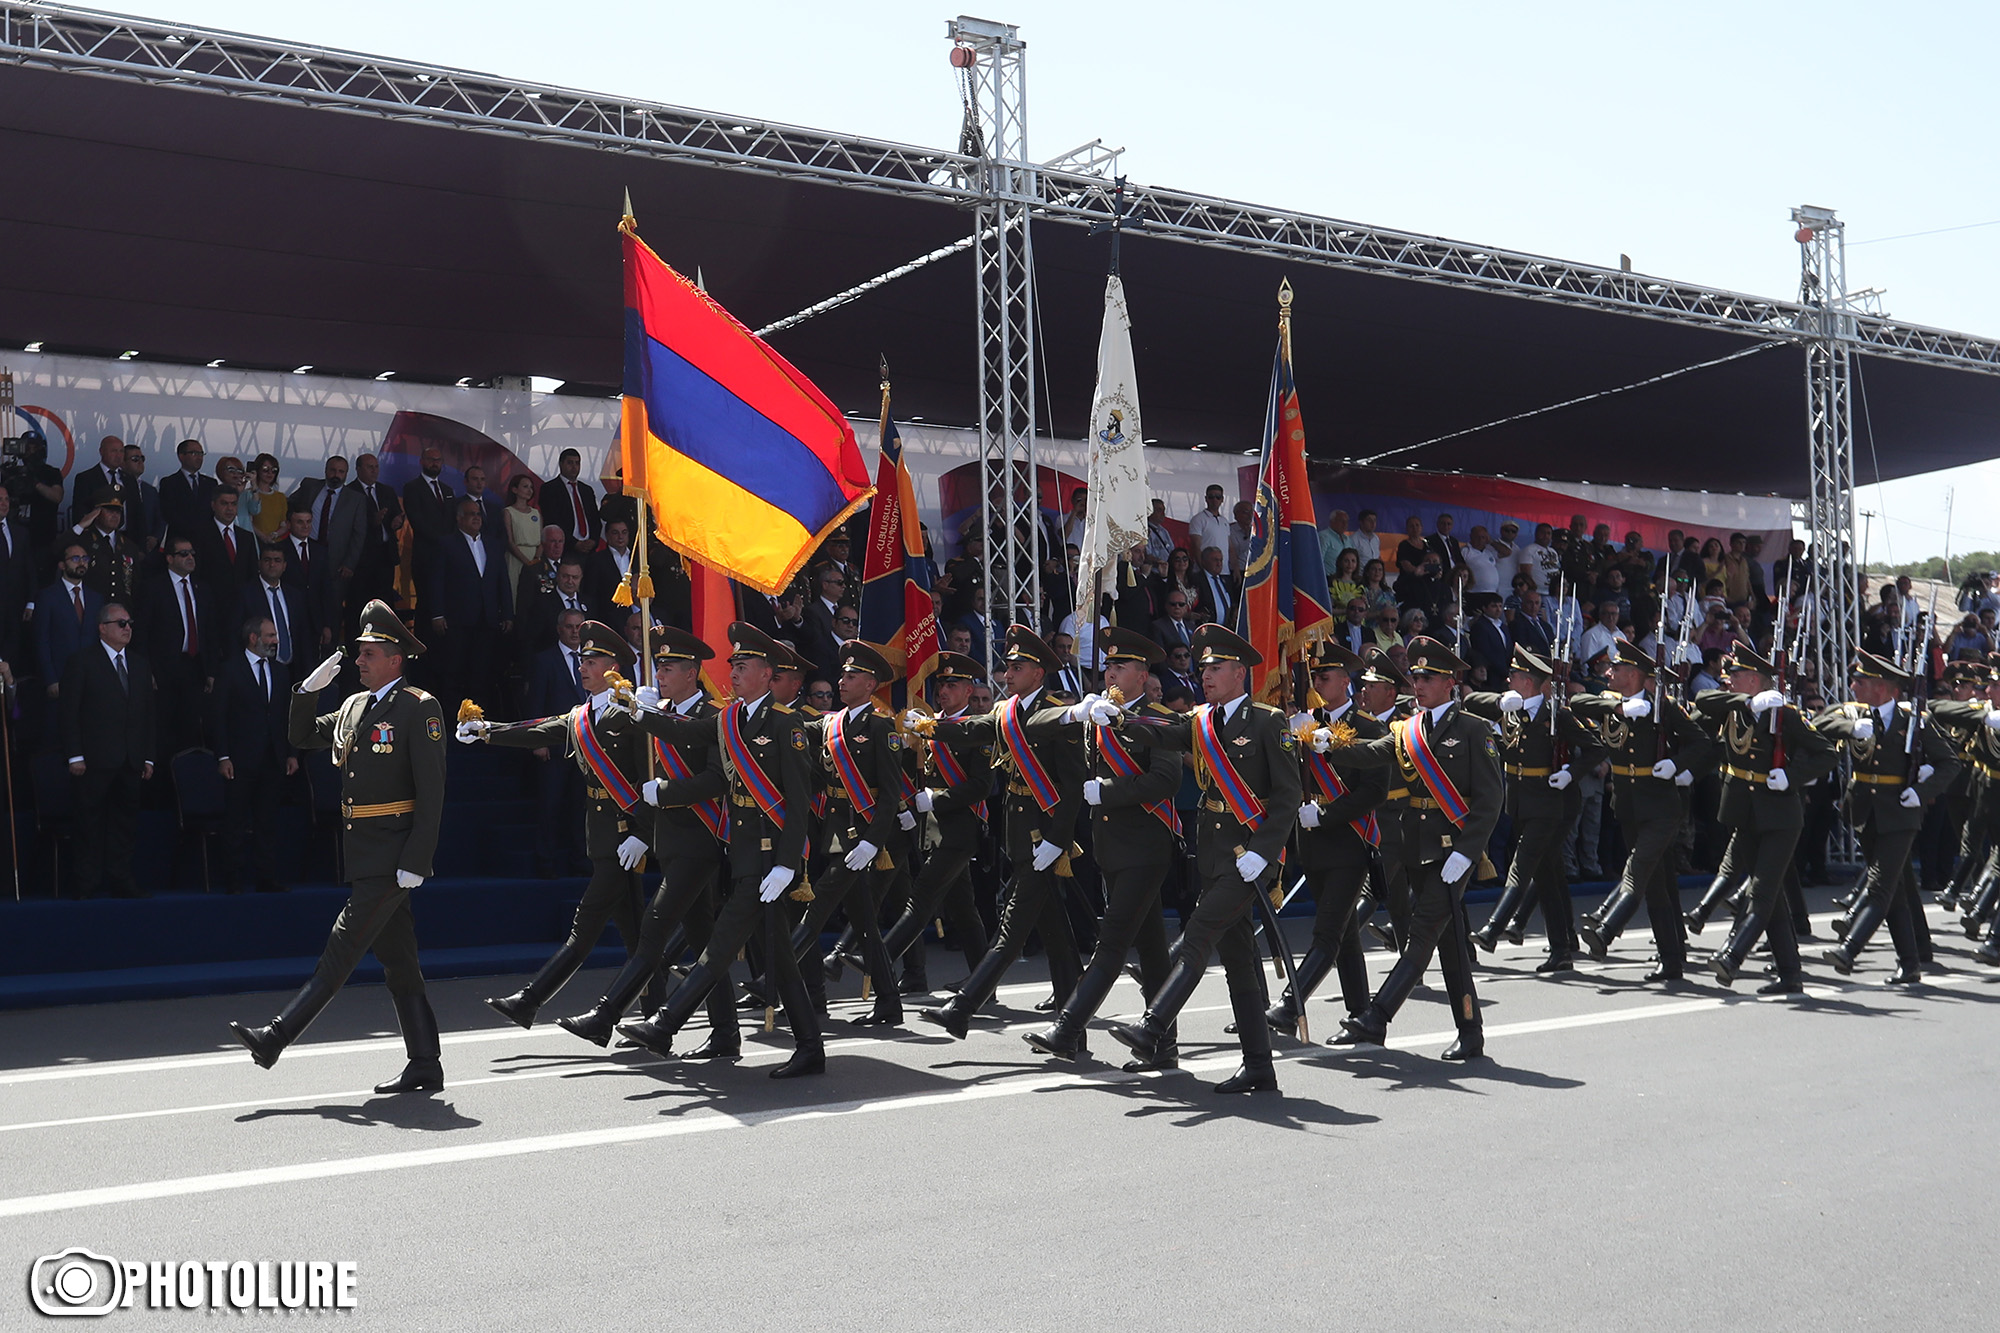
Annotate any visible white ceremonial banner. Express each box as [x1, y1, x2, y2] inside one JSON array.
[[1075, 275, 1150, 613]]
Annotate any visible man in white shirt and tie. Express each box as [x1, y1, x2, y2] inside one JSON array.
[[61, 600, 155, 897], [243, 545, 305, 667], [213, 615, 297, 893], [1195, 545, 1237, 626]]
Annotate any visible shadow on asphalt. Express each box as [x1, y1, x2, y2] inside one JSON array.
[[235, 1096, 482, 1131], [1039, 1071, 1382, 1132], [1303, 1047, 1585, 1095]]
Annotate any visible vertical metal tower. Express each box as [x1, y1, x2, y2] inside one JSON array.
[[1793, 204, 1858, 695], [950, 15, 1040, 668]]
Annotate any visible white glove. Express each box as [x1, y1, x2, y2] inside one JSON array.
[[1031, 839, 1064, 872], [1651, 758, 1677, 780], [301, 651, 343, 693], [1621, 696, 1652, 719], [1498, 690, 1525, 713], [634, 685, 662, 712], [1290, 711, 1318, 737], [1766, 767, 1789, 792], [843, 840, 879, 872], [1851, 716, 1874, 742], [1985, 709, 2000, 733], [616, 835, 648, 870], [1087, 696, 1123, 726], [1548, 767, 1573, 791], [1310, 727, 1335, 753], [642, 778, 665, 807], [1235, 850, 1268, 883], [1064, 693, 1100, 724], [1296, 801, 1321, 829], [904, 708, 931, 732], [1082, 778, 1103, 805], [758, 866, 795, 902], [1749, 689, 1785, 717], [1899, 787, 1921, 809], [395, 869, 423, 889], [455, 720, 490, 743], [913, 788, 936, 814], [1918, 764, 1935, 783], [898, 809, 917, 831], [1674, 769, 1694, 788], [1441, 851, 1473, 884]]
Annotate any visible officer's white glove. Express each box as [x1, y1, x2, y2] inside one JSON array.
[[1296, 801, 1321, 829], [758, 866, 795, 902], [843, 840, 879, 872], [1851, 716, 1874, 742], [1235, 850, 1269, 883], [300, 651, 343, 693], [1290, 711, 1318, 737], [1310, 727, 1335, 753], [1674, 769, 1694, 788], [1498, 690, 1526, 713], [1441, 851, 1473, 884], [1766, 767, 1790, 792], [904, 708, 931, 732], [395, 869, 423, 889], [455, 720, 490, 743], [913, 788, 936, 814], [1651, 758, 1678, 780], [1899, 787, 1922, 809], [1064, 693, 1101, 724], [616, 835, 648, 870], [1621, 696, 1652, 719], [1749, 689, 1786, 717], [1031, 840, 1064, 872], [1082, 778, 1103, 806], [1985, 709, 2000, 733], [1918, 764, 1935, 784], [898, 809, 917, 831], [1548, 767, 1574, 791], [634, 685, 662, 712], [642, 778, 665, 807], [1087, 696, 1123, 726]]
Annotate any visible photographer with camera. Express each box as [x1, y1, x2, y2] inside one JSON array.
[[0, 429, 64, 562]]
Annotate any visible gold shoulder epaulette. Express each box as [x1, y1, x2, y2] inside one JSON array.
[[402, 686, 434, 702], [772, 703, 796, 715]]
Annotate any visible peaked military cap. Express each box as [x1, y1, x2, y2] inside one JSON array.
[[1509, 645, 1554, 679], [96, 487, 125, 509], [838, 638, 896, 682], [1309, 640, 1366, 673], [1943, 658, 1990, 685], [770, 637, 809, 674], [1605, 639, 1658, 675], [355, 599, 424, 657], [1099, 626, 1166, 666], [1190, 622, 1263, 667], [577, 619, 637, 672], [726, 621, 786, 662], [932, 651, 983, 681], [1849, 650, 1912, 686], [1359, 647, 1413, 692], [1721, 644, 1776, 676], [1003, 624, 1064, 673], [651, 625, 715, 663], [1404, 635, 1470, 677]]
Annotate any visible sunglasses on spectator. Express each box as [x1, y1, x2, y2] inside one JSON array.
[[103, 618, 133, 628]]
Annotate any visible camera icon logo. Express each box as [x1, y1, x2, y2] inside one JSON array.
[[29, 1248, 126, 1317]]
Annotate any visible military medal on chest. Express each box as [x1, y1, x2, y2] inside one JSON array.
[[370, 722, 395, 754]]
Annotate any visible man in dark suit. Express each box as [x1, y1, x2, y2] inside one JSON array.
[[582, 518, 638, 625], [69, 437, 132, 531], [61, 600, 155, 897], [0, 481, 31, 665], [138, 535, 221, 755], [1466, 592, 1513, 687], [157, 438, 220, 543], [278, 508, 335, 653], [515, 556, 588, 665], [120, 443, 164, 555], [1150, 587, 1197, 651], [419, 497, 512, 712], [289, 455, 349, 542], [1193, 545, 1240, 626], [1510, 588, 1557, 660], [462, 465, 507, 556], [539, 448, 600, 558], [191, 488, 259, 591], [334, 454, 403, 629], [34, 540, 103, 707], [1426, 512, 1468, 580], [800, 561, 848, 679], [1334, 597, 1373, 656], [400, 446, 457, 588], [240, 545, 311, 670], [527, 608, 589, 876], [211, 614, 296, 892]]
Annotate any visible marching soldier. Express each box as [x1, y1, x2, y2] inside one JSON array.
[[1353, 648, 1416, 952], [1462, 646, 1603, 971], [1021, 627, 1185, 1062], [555, 627, 736, 1051], [1813, 652, 1960, 983], [463, 621, 655, 1028], [1689, 647, 1839, 992], [913, 626, 1086, 1041], [878, 651, 993, 990], [1922, 661, 1985, 908], [228, 601, 447, 1093], [1935, 665, 2000, 953], [1266, 640, 1387, 1035], [1322, 636, 1503, 1060], [789, 640, 908, 1028], [1569, 642, 1714, 984], [1099, 623, 1301, 1093], [616, 622, 825, 1078]]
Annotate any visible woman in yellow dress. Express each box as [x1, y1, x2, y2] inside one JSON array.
[[246, 453, 290, 545], [502, 472, 543, 592]]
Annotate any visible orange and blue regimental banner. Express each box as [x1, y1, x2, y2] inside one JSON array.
[[619, 221, 873, 595], [857, 408, 938, 707]]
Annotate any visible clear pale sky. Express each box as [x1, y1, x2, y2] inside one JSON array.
[[108, 1, 2000, 564]]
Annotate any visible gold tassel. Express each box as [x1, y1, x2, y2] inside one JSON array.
[[456, 698, 485, 724], [861, 976, 872, 1001], [789, 883, 815, 903], [612, 573, 634, 607], [765, 1006, 775, 1033], [1269, 886, 1285, 912], [635, 572, 655, 599]]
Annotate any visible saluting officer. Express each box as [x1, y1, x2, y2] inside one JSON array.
[[1101, 622, 1301, 1094], [1021, 627, 1185, 1063], [1689, 646, 1839, 993], [1569, 641, 1714, 984], [1463, 645, 1605, 973], [464, 621, 654, 1028], [556, 627, 735, 1051], [914, 625, 1086, 1041], [1323, 636, 1504, 1060], [1812, 651, 1960, 984], [617, 622, 824, 1078], [1266, 639, 1387, 1035], [228, 601, 448, 1093]]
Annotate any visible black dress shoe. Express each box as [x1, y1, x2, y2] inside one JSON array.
[[1440, 1035, 1484, 1061], [1642, 968, 1685, 985], [1023, 1025, 1084, 1060], [1504, 925, 1525, 946], [898, 977, 932, 996], [1033, 993, 1059, 1013], [1265, 1000, 1299, 1033], [485, 992, 537, 1030], [373, 1059, 444, 1094], [1214, 1064, 1279, 1094], [850, 1005, 904, 1028], [229, 1020, 284, 1069], [1122, 1049, 1179, 1073], [769, 1047, 826, 1079], [918, 1005, 969, 1039], [556, 1011, 616, 1048], [1979, 940, 2000, 965], [1884, 966, 1921, 987], [615, 1018, 677, 1058], [683, 1033, 742, 1061], [1471, 927, 1499, 954], [1534, 956, 1575, 974], [1331, 1013, 1386, 1047], [1578, 924, 1610, 960], [1222, 1021, 1237, 1034], [1105, 1021, 1160, 1062], [1709, 956, 1739, 988], [1682, 910, 1707, 934], [736, 987, 772, 1011], [1819, 946, 1856, 975], [1756, 977, 1806, 996]]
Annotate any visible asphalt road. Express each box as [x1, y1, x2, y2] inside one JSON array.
[[4, 892, 1996, 1331]]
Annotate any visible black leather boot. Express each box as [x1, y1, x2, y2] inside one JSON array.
[[1214, 1061, 1279, 1093], [1978, 934, 2000, 965], [485, 938, 591, 1030], [618, 961, 722, 1058], [1684, 871, 1738, 935], [1331, 1003, 1388, 1046], [1124, 1021, 1179, 1072], [1265, 945, 1335, 1033], [558, 949, 662, 1046], [1821, 902, 1884, 975], [1441, 1026, 1485, 1060], [1963, 871, 2000, 937], [917, 996, 973, 1039], [1474, 882, 1528, 952], [1106, 953, 1203, 1065], [1580, 888, 1639, 959], [375, 993, 444, 1093], [1023, 1009, 1088, 1060], [681, 1030, 742, 1061], [229, 973, 338, 1069]]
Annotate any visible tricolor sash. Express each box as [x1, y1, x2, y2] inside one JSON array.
[[651, 735, 728, 842], [719, 701, 785, 828], [1095, 723, 1181, 836], [572, 705, 639, 810], [826, 709, 877, 818], [1307, 751, 1381, 847], [1194, 704, 1265, 830], [1000, 696, 1062, 813], [930, 735, 988, 822], [1395, 710, 1471, 827]]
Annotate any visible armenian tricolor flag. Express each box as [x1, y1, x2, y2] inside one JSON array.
[[1235, 279, 1332, 701], [857, 376, 938, 706], [619, 213, 873, 595], [688, 557, 736, 700]]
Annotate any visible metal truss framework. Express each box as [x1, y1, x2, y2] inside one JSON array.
[[9, 2, 2000, 379], [1794, 206, 1859, 698]]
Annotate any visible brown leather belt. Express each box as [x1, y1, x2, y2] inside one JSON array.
[[1851, 772, 1905, 786], [1505, 765, 1551, 778], [1407, 796, 1442, 810], [1723, 765, 1769, 785], [344, 799, 415, 818], [1385, 787, 1410, 801], [1610, 764, 1657, 778]]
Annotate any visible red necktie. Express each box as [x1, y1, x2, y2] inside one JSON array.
[[180, 578, 200, 656], [223, 527, 236, 562], [318, 488, 335, 535], [71, 585, 83, 624], [298, 540, 309, 574], [567, 481, 588, 540]]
